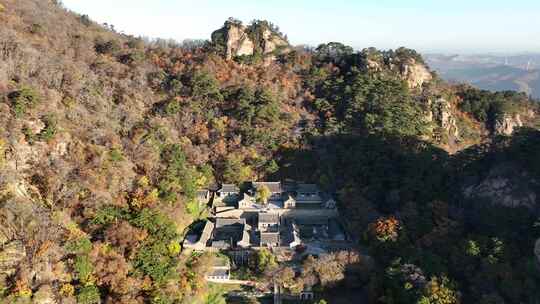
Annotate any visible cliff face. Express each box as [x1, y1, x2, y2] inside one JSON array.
[[399, 58, 433, 89], [212, 21, 254, 60], [211, 19, 290, 61], [432, 98, 460, 139]]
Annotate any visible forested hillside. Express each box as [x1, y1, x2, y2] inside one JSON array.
[[0, 1, 539, 304]]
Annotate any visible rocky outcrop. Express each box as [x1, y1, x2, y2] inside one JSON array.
[[0, 240, 26, 275], [261, 28, 288, 55], [462, 163, 539, 210], [33, 285, 57, 304], [432, 98, 459, 139], [399, 59, 433, 89], [494, 114, 523, 135], [361, 48, 432, 89], [212, 18, 290, 61], [213, 21, 255, 60]]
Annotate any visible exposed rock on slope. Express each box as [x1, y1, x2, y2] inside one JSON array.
[[494, 113, 523, 135], [432, 98, 460, 140], [0, 240, 25, 276], [462, 163, 539, 210], [212, 20, 255, 60], [361, 48, 433, 89], [399, 58, 433, 89], [212, 18, 290, 61]]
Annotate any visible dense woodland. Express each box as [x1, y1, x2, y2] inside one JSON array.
[[0, 1, 539, 304]]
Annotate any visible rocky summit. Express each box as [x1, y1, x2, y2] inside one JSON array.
[[211, 18, 291, 62]]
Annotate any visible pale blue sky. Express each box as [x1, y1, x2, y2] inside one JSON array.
[[62, 0, 540, 53]]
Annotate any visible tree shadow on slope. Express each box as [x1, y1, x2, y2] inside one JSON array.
[[272, 129, 540, 304], [276, 133, 452, 215]]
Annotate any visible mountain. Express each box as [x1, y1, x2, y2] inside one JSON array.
[[0, 1, 539, 304], [425, 53, 540, 99]]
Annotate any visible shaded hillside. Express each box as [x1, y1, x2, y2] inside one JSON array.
[[0, 1, 539, 304], [279, 128, 540, 304]]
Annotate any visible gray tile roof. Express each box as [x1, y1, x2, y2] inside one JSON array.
[[215, 218, 246, 228], [260, 232, 280, 246], [208, 269, 229, 277], [200, 220, 214, 245], [296, 217, 328, 225], [196, 189, 209, 199], [213, 218, 248, 248], [252, 181, 282, 193], [211, 240, 231, 249], [296, 183, 319, 194], [219, 184, 239, 193], [258, 212, 279, 224]]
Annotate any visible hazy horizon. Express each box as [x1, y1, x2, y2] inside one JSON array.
[[62, 0, 540, 54]]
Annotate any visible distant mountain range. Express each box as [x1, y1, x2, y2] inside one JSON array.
[[424, 53, 540, 99]]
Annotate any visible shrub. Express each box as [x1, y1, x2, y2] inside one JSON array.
[[77, 285, 100, 304], [8, 86, 41, 117], [118, 50, 145, 65], [109, 148, 124, 163], [369, 216, 401, 242], [126, 208, 181, 284], [222, 154, 253, 184], [38, 115, 57, 141], [250, 248, 277, 274], [59, 283, 75, 297], [186, 199, 202, 216], [74, 255, 94, 284], [105, 220, 148, 254], [189, 70, 223, 102], [418, 276, 459, 304], [130, 208, 177, 240], [65, 237, 92, 254], [167, 78, 184, 96], [95, 38, 121, 55], [158, 144, 201, 202], [164, 99, 181, 116], [29, 23, 44, 34], [80, 14, 92, 26], [133, 241, 177, 284], [255, 185, 271, 204], [127, 38, 145, 49], [167, 240, 181, 256], [13, 281, 32, 298], [91, 206, 126, 226], [22, 126, 36, 145], [234, 52, 263, 65]]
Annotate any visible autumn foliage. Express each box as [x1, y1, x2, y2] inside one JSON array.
[[369, 216, 401, 242]]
